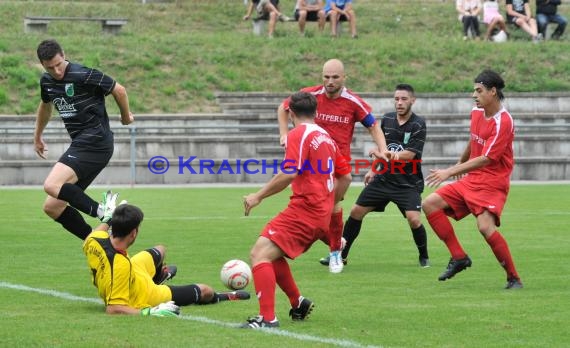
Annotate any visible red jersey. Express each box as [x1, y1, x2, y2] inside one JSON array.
[[464, 107, 515, 191], [283, 123, 337, 221], [283, 85, 374, 158]]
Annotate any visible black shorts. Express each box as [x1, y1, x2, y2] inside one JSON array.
[[326, 13, 348, 22], [58, 144, 113, 190], [295, 9, 321, 21], [355, 178, 422, 217]]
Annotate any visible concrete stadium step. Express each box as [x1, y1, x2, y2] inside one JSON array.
[[1, 134, 280, 161], [216, 92, 570, 116], [4, 112, 568, 135]]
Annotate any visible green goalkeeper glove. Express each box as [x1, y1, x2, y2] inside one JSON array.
[[100, 190, 119, 223], [140, 301, 180, 317]]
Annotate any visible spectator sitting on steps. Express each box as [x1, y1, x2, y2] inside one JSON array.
[[506, 0, 542, 42], [324, 0, 358, 39], [483, 0, 509, 41], [243, 0, 292, 38], [456, 0, 482, 40], [536, 0, 567, 40], [295, 0, 326, 36]]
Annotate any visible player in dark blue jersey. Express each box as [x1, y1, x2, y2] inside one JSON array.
[[320, 84, 430, 268], [33, 39, 134, 240]]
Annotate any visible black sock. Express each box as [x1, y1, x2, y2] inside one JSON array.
[[211, 292, 226, 303], [412, 225, 429, 259], [55, 206, 92, 240], [57, 183, 99, 217], [341, 217, 363, 259]]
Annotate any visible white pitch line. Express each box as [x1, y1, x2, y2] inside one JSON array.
[[0, 281, 103, 304], [144, 209, 570, 222], [0, 281, 382, 348]]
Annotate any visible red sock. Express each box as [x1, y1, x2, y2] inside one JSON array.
[[252, 262, 276, 321], [273, 257, 301, 308], [426, 210, 466, 259], [328, 210, 344, 251], [486, 231, 520, 280]]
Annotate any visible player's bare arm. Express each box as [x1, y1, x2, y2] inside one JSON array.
[[92, 222, 110, 233], [111, 82, 134, 125], [390, 149, 416, 161], [243, 2, 254, 20], [106, 304, 142, 315], [243, 171, 297, 216], [458, 141, 471, 164], [34, 101, 53, 159], [367, 123, 388, 152], [368, 148, 399, 161], [366, 123, 389, 160], [363, 169, 375, 186], [107, 301, 180, 317], [425, 155, 491, 188], [452, 141, 472, 179], [277, 103, 290, 147]]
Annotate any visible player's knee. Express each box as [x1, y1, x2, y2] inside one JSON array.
[[42, 200, 56, 217], [154, 245, 167, 259], [477, 222, 495, 237], [198, 284, 214, 303], [421, 195, 438, 214], [349, 205, 367, 220], [43, 198, 64, 218], [43, 180, 61, 197], [249, 248, 261, 265], [408, 217, 422, 229]]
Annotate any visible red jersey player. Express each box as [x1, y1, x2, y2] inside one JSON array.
[[423, 69, 522, 289], [278, 58, 388, 273], [241, 91, 340, 329]]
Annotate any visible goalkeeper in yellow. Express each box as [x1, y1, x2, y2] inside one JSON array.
[[83, 193, 249, 317]]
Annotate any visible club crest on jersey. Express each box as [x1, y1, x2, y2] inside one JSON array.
[[65, 83, 74, 97], [387, 143, 404, 152], [403, 132, 411, 145]]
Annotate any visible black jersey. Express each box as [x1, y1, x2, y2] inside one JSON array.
[[377, 112, 426, 192], [40, 61, 115, 149]]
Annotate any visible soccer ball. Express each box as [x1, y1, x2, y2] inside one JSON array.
[[492, 30, 508, 43], [220, 259, 252, 290]]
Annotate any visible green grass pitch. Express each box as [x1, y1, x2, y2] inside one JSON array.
[[1, 184, 569, 347]]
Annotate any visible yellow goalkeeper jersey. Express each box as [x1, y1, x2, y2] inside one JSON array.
[[82, 230, 171, 309]]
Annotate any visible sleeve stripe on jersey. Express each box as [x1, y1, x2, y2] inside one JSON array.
[[297, 128, 309, 170], [340, 88, 371, 114], [297, 124, 327, 170], [484, 109, 513, 157], [484, 117, 501, 157]]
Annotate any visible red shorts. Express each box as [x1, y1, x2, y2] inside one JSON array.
[[335, 155, 352, 177], [436, 179, 508, 226], [261, 207, 328, 259]]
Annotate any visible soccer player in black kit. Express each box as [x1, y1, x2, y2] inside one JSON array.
[[320, 83, 430, 268], [33, 39, 134, 240]]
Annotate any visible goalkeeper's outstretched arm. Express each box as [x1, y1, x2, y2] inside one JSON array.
[[106, 304, 141, 315], [106, 302, 180, 317]]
